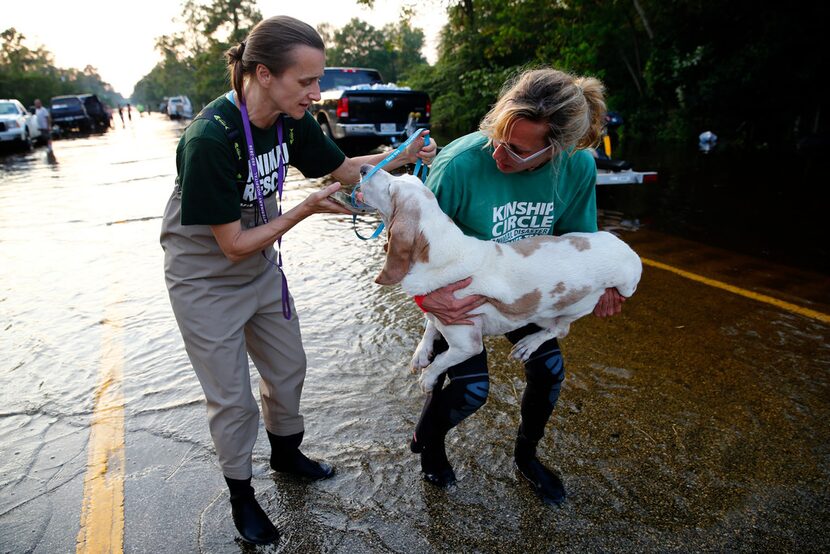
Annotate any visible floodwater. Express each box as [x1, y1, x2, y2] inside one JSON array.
[[1, 117, 829, 553], [597, 140, 830, 273]]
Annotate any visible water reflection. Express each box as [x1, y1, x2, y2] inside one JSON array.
[[598, 143, 829, 272], [1, 116, 828, 553]]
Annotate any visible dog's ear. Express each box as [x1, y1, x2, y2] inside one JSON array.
[[375, 182, 430, 285]]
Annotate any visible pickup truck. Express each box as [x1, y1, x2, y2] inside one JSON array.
[[310, 67, 430, 148], [50, 94, 111, 133]]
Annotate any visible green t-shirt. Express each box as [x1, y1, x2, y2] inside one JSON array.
[[425, 132, 598, 242], [177, 94, 346, 225]]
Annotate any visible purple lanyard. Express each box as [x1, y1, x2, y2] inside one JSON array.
[[239, 100, 291, 320]]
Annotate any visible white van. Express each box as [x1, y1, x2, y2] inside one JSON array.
[[166, 96, 193, 120]]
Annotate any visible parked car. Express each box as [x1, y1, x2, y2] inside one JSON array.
[[79, 94, 112, 130], [0, 98, 41, 149], [309, 67, 430, 149], [167, 96, 193, 119]]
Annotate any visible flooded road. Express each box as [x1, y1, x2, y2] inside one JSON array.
[[1, 116, 829, 553]]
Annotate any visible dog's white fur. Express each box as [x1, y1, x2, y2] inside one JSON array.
[[359, 166, 642, 392]]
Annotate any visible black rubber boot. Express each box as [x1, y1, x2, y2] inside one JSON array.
[[514, 434, 565, 506], [267, 431, 335, 480], [411, 432, 456, 487], [224, 476, 279, 545]]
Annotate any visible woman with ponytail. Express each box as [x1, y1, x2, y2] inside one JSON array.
[[409, 68, 624, 506], [160, 15, 434, 545]]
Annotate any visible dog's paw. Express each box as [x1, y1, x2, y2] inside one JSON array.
[[510, 333, 552, 361], [510, 328, 562, 361], [510, 342, 534, 362], [411, 345, 433, 371], [418, 370, 438, 393]]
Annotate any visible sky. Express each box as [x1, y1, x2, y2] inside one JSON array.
[[4, 0, 447, 97]]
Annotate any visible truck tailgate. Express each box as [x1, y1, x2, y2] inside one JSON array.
[[343, 91, 429, 123]]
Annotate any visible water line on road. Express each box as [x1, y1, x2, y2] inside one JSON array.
[[642, 257, 830, 323], [75, 294, 126, 554]]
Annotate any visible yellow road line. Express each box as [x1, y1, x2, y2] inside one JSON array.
[[642, 257, 830, 324], [76, 312, 125, 554]]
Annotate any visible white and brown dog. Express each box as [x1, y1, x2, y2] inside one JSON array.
[[358, 165, 642, 393]]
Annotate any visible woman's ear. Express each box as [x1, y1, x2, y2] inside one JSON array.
[[255, 63, 271, 86]]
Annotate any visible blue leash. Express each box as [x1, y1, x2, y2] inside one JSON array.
[[352, 129, 430, 240]]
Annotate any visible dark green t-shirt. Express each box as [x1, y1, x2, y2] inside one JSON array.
[[177, 94, 346, 225], [425, 132, 598, 242]]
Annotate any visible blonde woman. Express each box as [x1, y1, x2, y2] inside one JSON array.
[[410, 68, 623, 505]]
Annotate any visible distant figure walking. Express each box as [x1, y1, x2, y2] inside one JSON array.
[[126, 103, 132, 121], [33, 98, 52, 152], [117, 105, 125, 128]]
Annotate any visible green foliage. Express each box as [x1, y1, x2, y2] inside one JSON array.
[[6, 0, 821, 152], [132, 0, 262, 111], [0, 28, 123, 108], [320, 18, 427, 83], [408, 0, 826, 149]]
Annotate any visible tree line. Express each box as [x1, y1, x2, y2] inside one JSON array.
[[0, 28, 124, 110], [3, 0, 824, 152], [406, 0, 825, 152], [130, 0, 429, 114]]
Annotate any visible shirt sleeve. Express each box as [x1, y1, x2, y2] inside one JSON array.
[[286, 112, 346, 178], [179, 131, 242, 225], [554, 150, 598, 234]]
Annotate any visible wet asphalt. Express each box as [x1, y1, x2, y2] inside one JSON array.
[[0, 230, 830, 553], [129, 231, 830, 553], [1, 120, 828, 553]]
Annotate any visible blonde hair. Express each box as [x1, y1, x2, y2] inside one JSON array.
[[480, 68, 606, 152], [225, 16, 324, 104]]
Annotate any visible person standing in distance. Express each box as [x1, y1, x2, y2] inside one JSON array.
[[410, 68, 624, 505], [33, 99, 52, 152], [160, 15, 435, 545]]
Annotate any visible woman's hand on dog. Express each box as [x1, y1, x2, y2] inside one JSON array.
[[593, 287, 625, 318], [420, 277, 487, 325], [301, 182, 354, 216]]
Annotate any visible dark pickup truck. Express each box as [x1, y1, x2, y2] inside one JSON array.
[[50, 94, 111, 133], [310, 67, 430, 148]]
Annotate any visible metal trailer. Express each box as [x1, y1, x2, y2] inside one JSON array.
[[596, 168, 658, 185]]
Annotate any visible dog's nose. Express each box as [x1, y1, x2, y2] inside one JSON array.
[[360, 164, 373, 177]]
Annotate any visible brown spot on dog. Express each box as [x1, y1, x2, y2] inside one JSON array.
[[487, 289, 542, 320], [508, 236, 551, 257], [567, 236, 591, 251], [494, 243, 503, 256], [553, 285, 592, 310], [549, 281, 566, 297], [414, 231, 430, 264]]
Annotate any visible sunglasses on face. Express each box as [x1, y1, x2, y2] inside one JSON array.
[[493, 139, 553, 164]]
